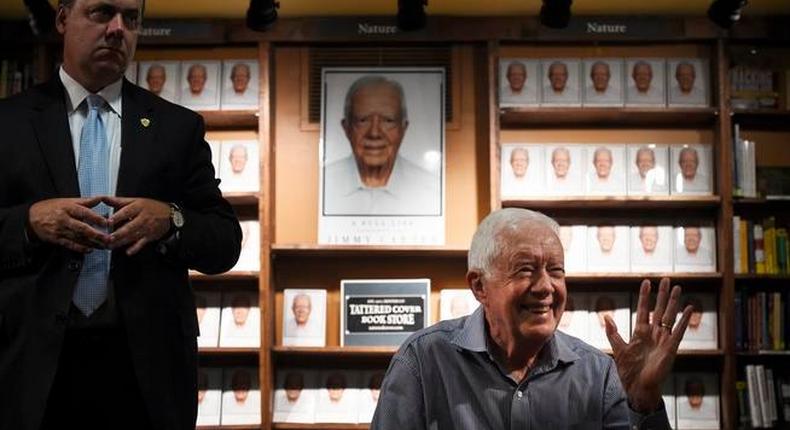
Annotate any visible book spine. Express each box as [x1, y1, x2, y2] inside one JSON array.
[[748, 220, 756, 273], [755, 224, 766, 274], [747, 365, 764, 428], [737, 380, 751, 426], [741, 219, 750, 274], [756, 364, 772, 425], [773, 292, 782, 351], [767, 368, 778, 423], [735, 290, 743, 351], [734, 216, 742, 274]]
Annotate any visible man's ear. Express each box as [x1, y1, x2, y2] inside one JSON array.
[[466, 270, 486, 305], [55, 6, 68, 35]]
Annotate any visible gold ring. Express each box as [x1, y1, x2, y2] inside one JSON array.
[[660, 322, 672, 330]]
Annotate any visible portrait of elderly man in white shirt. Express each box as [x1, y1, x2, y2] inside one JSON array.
[[221, 60, 260, 110], [283, 290, 326, 347], [674, 226, 717, 273], [545, 145, 584, 195], [625, 59, 666, 107], [586, 145, 627, 195], [628, 145, 669, 195], [179, 61, 220, 110], [630, 225, 674, 273], [322, 75, 441, 216], [583, 59, 624, 107], [371, 208, 696, 429], [501, 145, 545, 198], [541, 59, 581, 106], [499, 59, 539, 107], [671, 145, 712, 195], [668, 59, 709, 107]]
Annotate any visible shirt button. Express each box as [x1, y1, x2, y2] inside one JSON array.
[[67, 260, 81, 272], [517, 390, 523, 398]]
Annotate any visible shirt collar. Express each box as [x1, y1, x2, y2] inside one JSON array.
[[451, 306, 579, 367], [343, 155, 405, 197], [59, 66, 123, 117]]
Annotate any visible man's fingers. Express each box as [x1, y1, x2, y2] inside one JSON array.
[[77, 196, 104, 208], [65, 218, 110, 248], [670, 305, 694, 349], [651, 277, 671, 329], [56, 237, 91, 254], [109, 220, 142, 249], [66, 205, 109, 229], [108, 204, 139, 228], [604, 314, 627, 354], [102, 196, 133, 209], [126, 238, 147, 256], [635, 279, 651, 326], [661, 285, 683, 329]]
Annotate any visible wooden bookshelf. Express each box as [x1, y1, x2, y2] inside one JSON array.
[[199, 110, 259, 130], [199, 347, 260, 356], [272, 424, 368, 430], [503, 195, 721, 211], [731, 109, 790, 131], [189, 271, 259, 281], [271, 244, 468, 258], [271, 346, 397, 358], [734, 274, 790, 281], [197, 426, 261, 430], [500, 107, 718, 129], [224, 193, 261, 207]]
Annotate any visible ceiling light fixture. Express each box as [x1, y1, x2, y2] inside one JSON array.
[[246, 0, 280, 32], [539, 0, 573, 29], [397, 0, 428, 31], [707, 0, 748, 29]]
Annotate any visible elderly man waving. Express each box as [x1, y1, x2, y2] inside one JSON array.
[[372, 208, 692, 429]]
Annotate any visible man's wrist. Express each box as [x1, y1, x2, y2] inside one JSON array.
[[627, 387, 662, 414]]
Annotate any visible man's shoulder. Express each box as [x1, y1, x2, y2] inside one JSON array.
[[125, 80, 200, 120], [396, 318, 466, 355], [555, 331, 614, 364], [0, 80, 58, 115]]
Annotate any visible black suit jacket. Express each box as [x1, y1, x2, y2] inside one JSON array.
[[0, 78, 242, 430]]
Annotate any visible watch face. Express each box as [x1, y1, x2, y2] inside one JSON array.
[[172, 207, 185, 228]]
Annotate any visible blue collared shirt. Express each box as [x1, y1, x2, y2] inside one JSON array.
[[371, 306, 670, 430]]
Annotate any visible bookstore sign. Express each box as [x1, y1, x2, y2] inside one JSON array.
[[341, 279, 431, 346]]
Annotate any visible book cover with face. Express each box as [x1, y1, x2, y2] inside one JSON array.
[[625, 58, 667, 107], [558, 292, 590, 343], [667, 58, 710, 108], [499, 58, 540, 107], [139, 61, 179, 103], [195, 291, 221, 348], [221, 367, 261, 425], [230, 221, 260, 272], [439, 289, 480, 321], [273, 369, 318, 424], [673, 225, 717, 273], [221, 59, 260, 110], [315, 370, 359, 424], [196, 368, 222, 426], [540, 58, 582, 107], [558, 225, 587, 273], [677, 293, 718, 350], [629, 225, 674, 273], [545, 144, 584, 196], [583, 58, 624, 107], [179, 60, 221, 110], [675, 373, 720, 429], [357, 370, 387, 423], [627, 144, 669, 196], [219, 291, 261, 348], [587, 225, 631, 273], [587, 292, 630, 350], [219, 140, 260, 193], [283, 289, 327, 347], [500, 144, 546, 198], [670, 144, 713, 195], [585, 145, 627, 196]]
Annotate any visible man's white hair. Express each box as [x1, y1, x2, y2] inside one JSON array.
[[468, 208, 559, 276], [343, 75, 408, 123]]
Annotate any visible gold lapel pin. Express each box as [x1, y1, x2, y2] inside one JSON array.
[[140, 118, 151, 128]]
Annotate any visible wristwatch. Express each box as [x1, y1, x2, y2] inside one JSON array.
[[169, 202, 185, 232]]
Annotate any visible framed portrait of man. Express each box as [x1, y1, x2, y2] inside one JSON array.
[[558, 292, 589, 343], [357, 370, 386, 423], [195, 291, 221, 348], [675, 373, 720, 429], [625, 59, 667, 107], [207, 140, 221, 179], [179, 60, 221, 111], [583, 58, 624, 107], [587, 292, 630, 350], [219, 140, 260, 194], [674, 225, 717, 273], [667, 58, 710, 108], [439, 289, 479, 321], [230, 220, 260, 272], [498, 58, 540, 107], [139, 61, 179, 103], [124, 61, 137, 84], [540, 58, 582, 107], [629, 225, 674, 273], [319, 68, 445, 245], [544, 144, 584, 196], [220, 59, 260, 110], [219, 291, 261, 348], [585, 145, 627, 196], [559, 225, 587, 273], [282, 289, 327, 347], [196, 368, 222, 426], [627, 144, 669, 196], [586, 225, 631, 273], [500, 144, 545, 199], [221, 367, 261, 425], [676, 293, 717, 350], [315, 370, 359, 424], [670, 144, 713, 195], [273, 369, 318, 424]]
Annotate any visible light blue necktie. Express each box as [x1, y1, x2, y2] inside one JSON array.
[[73, 94, 111, 316]]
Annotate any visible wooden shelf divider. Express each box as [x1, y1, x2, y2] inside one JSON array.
[[500, 107, 718, 128]]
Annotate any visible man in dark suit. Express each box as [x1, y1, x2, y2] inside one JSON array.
[[0, 0, 242, 429]]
